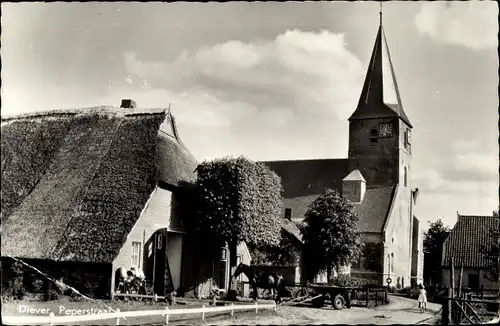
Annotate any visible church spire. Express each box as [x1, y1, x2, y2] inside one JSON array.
[[379, 2, 383, 26], [348, 5, 412, 128]]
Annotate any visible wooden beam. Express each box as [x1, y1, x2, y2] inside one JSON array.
[[285, 294, 323, 306], [454, 301, 474, 324], [450, 257, 455, 298], [458, 264, 463, 298], [464, 301, 482, 324]]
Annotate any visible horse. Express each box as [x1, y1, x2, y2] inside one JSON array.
[[233, 263, 285, 303]]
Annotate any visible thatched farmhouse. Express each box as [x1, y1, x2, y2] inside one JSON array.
[[1, 100, 199, 298]]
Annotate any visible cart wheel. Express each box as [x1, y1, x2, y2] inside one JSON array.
[[332, 294, 345, 310], [312, 295, 325, 308]]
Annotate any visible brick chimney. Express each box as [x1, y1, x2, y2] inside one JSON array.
[[342, 169, 366, 204], [120, 99, 137, 109]]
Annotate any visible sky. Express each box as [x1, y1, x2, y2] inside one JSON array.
[[2, 1, 499, 229]]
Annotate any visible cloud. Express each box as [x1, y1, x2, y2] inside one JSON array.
[[119, 29, 365, 160], [454, 152, 498, 178], [123, 29, 364, 121], [414, 1, 498, 50], [413, 141, 498, 196]]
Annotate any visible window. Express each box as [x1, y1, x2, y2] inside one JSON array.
[[391, 253, 395, 273], [157, 234, 163, 250], [220, 247, 227, 261], [369, 128, 378, 145], [353, 185, 357, 195], [388, 254, 391, 274], [404, 167, 407, 187], [148, 243, 153, 257], [469, 274, 479, 289], [131, 242, 142, 268], [284, 208, 292, 221]]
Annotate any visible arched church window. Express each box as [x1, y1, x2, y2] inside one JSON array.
[[391, 253, 395, 273], [369, 128, 378, 145], [404, 167, 407, 187]]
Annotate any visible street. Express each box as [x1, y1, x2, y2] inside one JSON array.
[[207, 295, 441, 325]]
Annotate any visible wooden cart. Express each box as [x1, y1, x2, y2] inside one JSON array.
[[283, 283, 353, 310]]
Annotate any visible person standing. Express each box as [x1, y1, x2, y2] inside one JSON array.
[[418, 284, 427, 313]]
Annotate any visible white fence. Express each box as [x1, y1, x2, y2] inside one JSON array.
[[2, 302, 277, 325]]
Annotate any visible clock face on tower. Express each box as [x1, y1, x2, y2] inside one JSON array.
[[379, 123, 393, 138]]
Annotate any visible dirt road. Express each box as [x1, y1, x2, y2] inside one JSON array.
[[209, 295, 442, 325]]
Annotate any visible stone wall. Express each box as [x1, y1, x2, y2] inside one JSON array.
[[348, 117, 400, 187]]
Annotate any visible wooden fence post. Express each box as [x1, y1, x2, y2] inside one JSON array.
[[165, 306, 169, 325], [458, 264, 463, 299], [366, 289, 369, 307], [480, 285, 484, 299], [48, 312, 55, 326], [231, 303, 234, 317], [442, 295, 449, 326], [202, 305, 205, 321], [255, 302, 258, 313], [115, 308, 120, 325], [451, 257, 455, 298], [450, 257, 455, 324], [447, 288, 452, 325]]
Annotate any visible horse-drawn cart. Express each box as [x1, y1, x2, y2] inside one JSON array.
[[283, 283, 353, 310]]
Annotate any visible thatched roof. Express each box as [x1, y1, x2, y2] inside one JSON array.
[[1, 106, 197, 263]]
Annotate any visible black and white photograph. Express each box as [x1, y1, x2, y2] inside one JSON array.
[[1, 1, 499, 325]]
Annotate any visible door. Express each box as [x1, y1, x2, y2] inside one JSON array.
[[153, 232, 166, 295]]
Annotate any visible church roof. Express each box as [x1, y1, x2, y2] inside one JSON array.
[[261, 159, 396, 233], [442, 215, 499, 268], [351, 185, 396, 233], [343, 169, 366, 182], [261, 159, 348, 220], [280, 218, 303, 245], [1, 106, 197, 263], [349, 24, 412, 128]]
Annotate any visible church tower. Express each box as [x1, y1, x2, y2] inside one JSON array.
[[347, 11, 413, 189]]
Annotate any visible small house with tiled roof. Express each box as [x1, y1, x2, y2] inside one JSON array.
[[441, 214, 500, 289], [1, 100, 198, 298], [261, 17, 423, 287]]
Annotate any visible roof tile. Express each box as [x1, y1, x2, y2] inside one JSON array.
[[442, 215, 499, 268]]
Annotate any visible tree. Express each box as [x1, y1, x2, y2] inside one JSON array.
[[248, 231, 301, 267], [185, 156, 283, 296], [493, 208, 499, 217], [301, 188, 363, 282], [423, 219, 451, 285], [480, 216, 500, 296]]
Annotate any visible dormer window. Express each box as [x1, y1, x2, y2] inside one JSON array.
[[369, 128, 378, 145]]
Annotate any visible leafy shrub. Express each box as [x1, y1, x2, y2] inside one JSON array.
[[32, 279, 44, 293], [188, 156, 283, 247], [302, 189, 363, 281], [4, 261, 26, 300], [248, 231, 300, 267], [330, 274, 379, 288], [387, 286, 397, 293], [42, 281, 60, 301]]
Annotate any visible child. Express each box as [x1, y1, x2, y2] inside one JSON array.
[[418, 284, 427, 313]]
